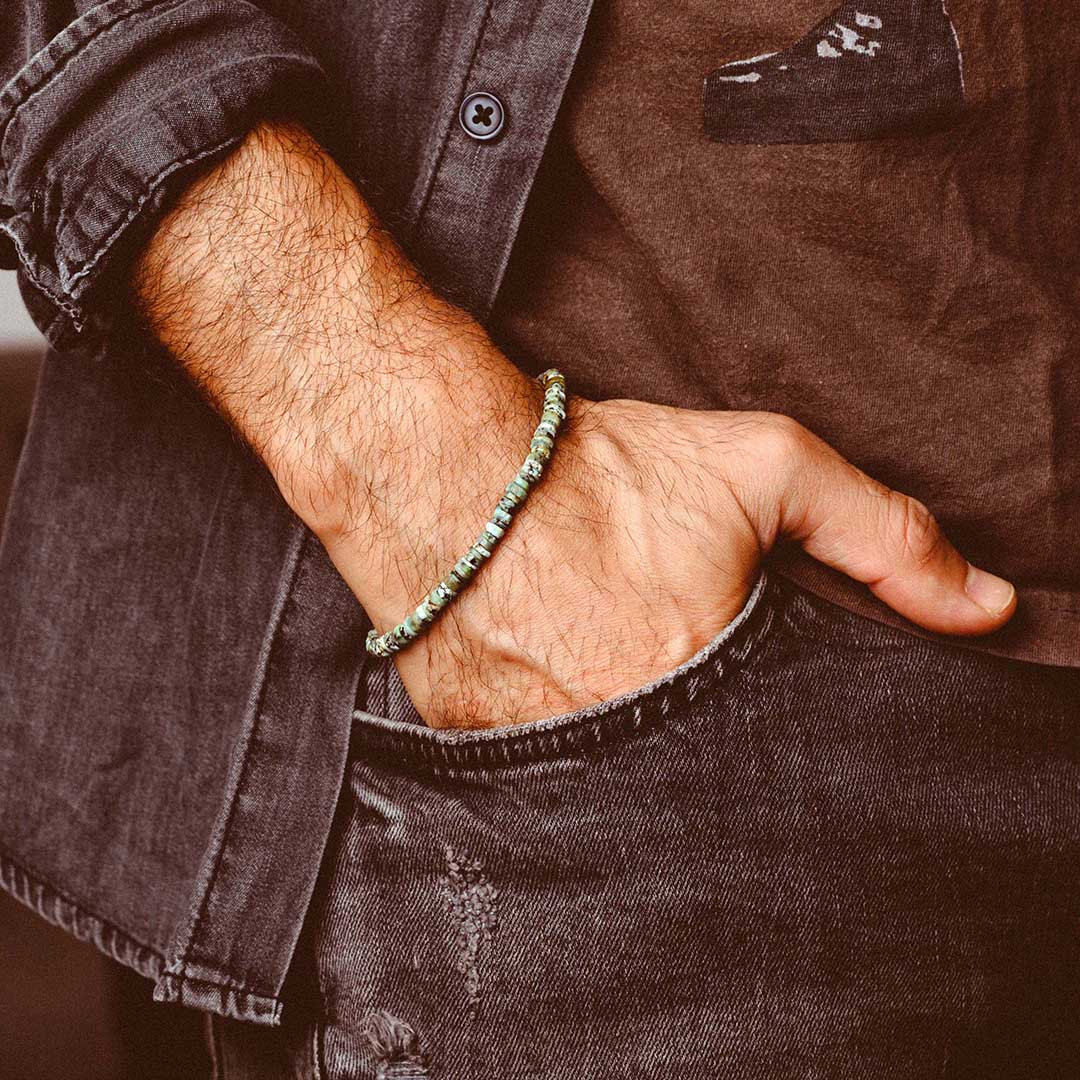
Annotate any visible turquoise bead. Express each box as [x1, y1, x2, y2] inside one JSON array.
[[520, 458, 542, 482], [367, 368, 567, 659]]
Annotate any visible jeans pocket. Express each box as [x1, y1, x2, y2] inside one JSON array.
[[350, 566, 781, 768]]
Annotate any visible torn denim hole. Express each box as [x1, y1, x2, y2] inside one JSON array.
[[439, 844, 498, 1017], [703, 0, 964, 143], [360, 1010, 431, 1079]]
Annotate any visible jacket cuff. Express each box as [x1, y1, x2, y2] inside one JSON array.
[[0, 0, 337, 351]]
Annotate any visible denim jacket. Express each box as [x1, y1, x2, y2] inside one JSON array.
[[0, 0, 593, 1025]]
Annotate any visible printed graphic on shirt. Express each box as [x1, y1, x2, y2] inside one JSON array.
[[703, 1, 964, 143]]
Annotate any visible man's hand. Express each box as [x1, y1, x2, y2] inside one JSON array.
[[130, 120, 1016, 731]]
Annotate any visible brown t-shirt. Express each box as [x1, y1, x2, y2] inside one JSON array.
[[488, 0, 1080, 667]]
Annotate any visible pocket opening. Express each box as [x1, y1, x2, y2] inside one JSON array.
[[348, 567, 779, 770]]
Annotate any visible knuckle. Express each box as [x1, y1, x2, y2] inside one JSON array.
[[889, 491, 942, 570], [757, 412, 810, 465]]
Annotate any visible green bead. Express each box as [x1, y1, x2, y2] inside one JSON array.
[[366, 368, 567, 662], [520, 458, 542, 482]]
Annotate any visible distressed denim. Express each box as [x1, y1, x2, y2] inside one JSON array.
[[206, 569, 1080, 1077], [2, 0, 1078, 1036], [0, 0, 594, 1023]]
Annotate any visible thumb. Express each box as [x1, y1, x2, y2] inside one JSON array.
[[765, 417, 1016, 636]]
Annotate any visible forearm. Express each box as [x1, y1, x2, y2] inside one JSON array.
[[129, 120, 599, 633], [127, 120, 1014, 733]]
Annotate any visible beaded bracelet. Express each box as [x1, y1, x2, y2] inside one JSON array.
[[365, 368, 568, 658]]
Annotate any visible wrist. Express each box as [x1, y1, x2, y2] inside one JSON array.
[[396, 390, 617, 652], [308, 349, 577, 629]]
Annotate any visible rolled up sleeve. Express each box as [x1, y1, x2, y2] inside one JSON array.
[[0, 0, 336, 350]]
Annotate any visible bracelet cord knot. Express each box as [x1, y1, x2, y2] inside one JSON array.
[[365, 368, 568, 658]]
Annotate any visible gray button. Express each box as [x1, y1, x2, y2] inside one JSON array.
[[459, 92, 505, 141]]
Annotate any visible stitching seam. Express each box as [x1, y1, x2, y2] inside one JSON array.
[[0, 217, 84, 324], [58, 131, 243, 291], [410, 0, 498, 235], [165, 522, 308, 982], [0, 0, 191, 190], [53, 50, 321, 288], [0, 849, 164, 972]]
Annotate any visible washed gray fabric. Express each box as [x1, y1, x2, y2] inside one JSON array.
[[2, 0, 1078, 1040], [209, 570, 1080, 1077], [0, 0, 594, 1024]]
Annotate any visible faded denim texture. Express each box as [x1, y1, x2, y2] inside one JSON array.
[[2, 0, 1079, 1046], [208, 570, 1080, 1077], [0, 0, 595, 1024]]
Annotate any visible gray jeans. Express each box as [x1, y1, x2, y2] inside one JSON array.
[[206, 569, 1080, 1079]]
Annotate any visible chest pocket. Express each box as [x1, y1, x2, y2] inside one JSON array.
[[703, 0, 964, 143]]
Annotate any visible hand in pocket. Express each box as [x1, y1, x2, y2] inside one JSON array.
[[356, 397, 1016, 731]]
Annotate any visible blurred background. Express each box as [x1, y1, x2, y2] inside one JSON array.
[[0, 272, 210, 1079]]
